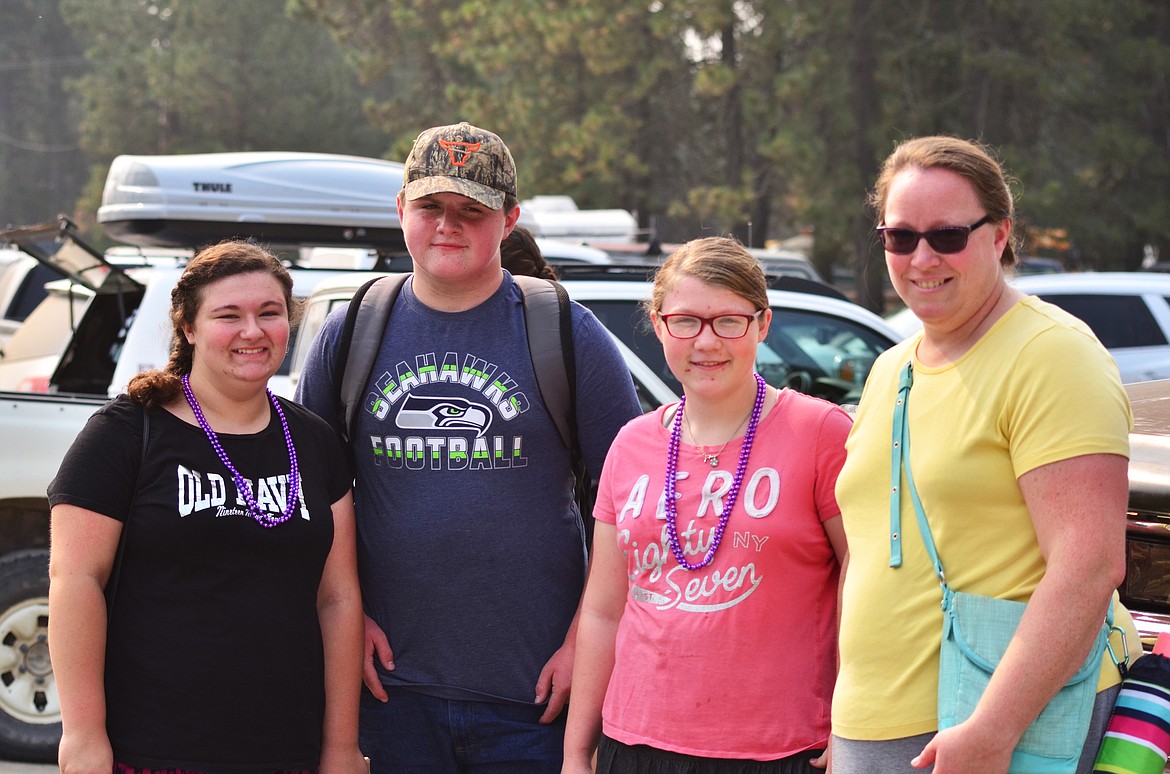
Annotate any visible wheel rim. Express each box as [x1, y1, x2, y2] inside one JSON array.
[[0, 597, 58, 725]]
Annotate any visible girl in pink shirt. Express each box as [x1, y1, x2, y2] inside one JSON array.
[[563, 237, 850, 773]]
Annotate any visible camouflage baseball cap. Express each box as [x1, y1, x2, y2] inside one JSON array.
[[401, 122, 517, 210]]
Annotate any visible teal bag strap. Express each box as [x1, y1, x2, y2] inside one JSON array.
[[888, 364, 906, 568], [890, 362, 949, 593], [889, 360, 1115, 630]]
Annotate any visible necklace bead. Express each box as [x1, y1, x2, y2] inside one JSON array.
[[181, 374, 301, 528], [664, 373, 767, 570]]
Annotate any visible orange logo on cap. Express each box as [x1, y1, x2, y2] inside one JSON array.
[[438, 140, 481, 167]]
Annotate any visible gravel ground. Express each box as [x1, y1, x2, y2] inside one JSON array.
[[0, 763, 55, 774]]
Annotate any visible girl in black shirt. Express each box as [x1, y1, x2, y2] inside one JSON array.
[[48, 242, 366, 774]]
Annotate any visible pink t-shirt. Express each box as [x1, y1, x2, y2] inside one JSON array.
[[595, 389, 851, 760]]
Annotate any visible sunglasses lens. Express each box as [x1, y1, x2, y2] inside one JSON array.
[[925, 229, 970, 254], [879, 226, 976, 254], [879, 229, 919, 254]]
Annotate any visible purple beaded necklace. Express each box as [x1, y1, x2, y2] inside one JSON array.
[[181, 373, 301, 528], [664, 372, 767, 570]]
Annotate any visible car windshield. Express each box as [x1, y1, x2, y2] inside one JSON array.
[[579, 300, 892, 404]]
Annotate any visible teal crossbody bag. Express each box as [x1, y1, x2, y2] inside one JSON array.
[[890, 361, 1115, 774]]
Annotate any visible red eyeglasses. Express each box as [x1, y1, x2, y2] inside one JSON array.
[[658, 311, 763, 339]]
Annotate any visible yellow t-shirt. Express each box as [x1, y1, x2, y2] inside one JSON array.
[[832, 297, 1137, 741]]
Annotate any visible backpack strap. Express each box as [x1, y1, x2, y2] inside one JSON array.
[[513, 275, 594, 545], [107, 403, 150, 612], [333, 274, 409, 444], [512, 275, 575, 452]]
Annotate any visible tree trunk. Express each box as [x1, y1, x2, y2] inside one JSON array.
[[847, 0, 884, 313]]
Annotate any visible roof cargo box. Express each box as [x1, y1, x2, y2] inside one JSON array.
[[518, 195, 638, 242], [97, 152, 406, 250]]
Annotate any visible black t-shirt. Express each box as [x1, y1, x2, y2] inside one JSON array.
[[48, 395, 351, 773]]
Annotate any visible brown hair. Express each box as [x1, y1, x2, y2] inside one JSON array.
[[126, 241, 297, 407], [646, 236, 769, 317], [500, 226, 558, 280], [868, 136, 1019, 268]]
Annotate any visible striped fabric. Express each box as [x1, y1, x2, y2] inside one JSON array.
[[1094, 670, 1170, 774]]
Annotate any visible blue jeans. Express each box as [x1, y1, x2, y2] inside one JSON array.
[[360, 686, 565, 773]]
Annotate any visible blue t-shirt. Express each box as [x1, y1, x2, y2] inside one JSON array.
[[295, 272, 641, 703]]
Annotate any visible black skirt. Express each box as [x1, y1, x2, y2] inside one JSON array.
[[597, 734, 825, 774]]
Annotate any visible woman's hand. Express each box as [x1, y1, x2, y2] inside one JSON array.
[[560, 752, 596, 774], [912, 722, 1013, 773], [57, 727, 113, 774], [318, 743, 369, 774]]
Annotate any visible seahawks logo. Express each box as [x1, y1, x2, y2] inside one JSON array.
[[396, 394, 492, 437]]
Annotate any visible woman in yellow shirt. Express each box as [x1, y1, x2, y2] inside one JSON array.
[[831, 136, 1138, 774]]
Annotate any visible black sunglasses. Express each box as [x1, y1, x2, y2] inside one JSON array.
[[876, 215, 993, 255]]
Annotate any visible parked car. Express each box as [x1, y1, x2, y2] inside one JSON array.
[[1122, 378, 1170, 649], [747, 247, 826, 283], [885, 272, 1170, 383], [0, 279, 95, 392], [0, 248, 67, 354], [1015, 256, 1065, 275], [534, 238, 613, 266], [0, 220, 353, 397], [290, 270, 901, 410], [516, 195, 639, 243]]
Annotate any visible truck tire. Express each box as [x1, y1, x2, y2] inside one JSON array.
[[0, 549, 59, 762]]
